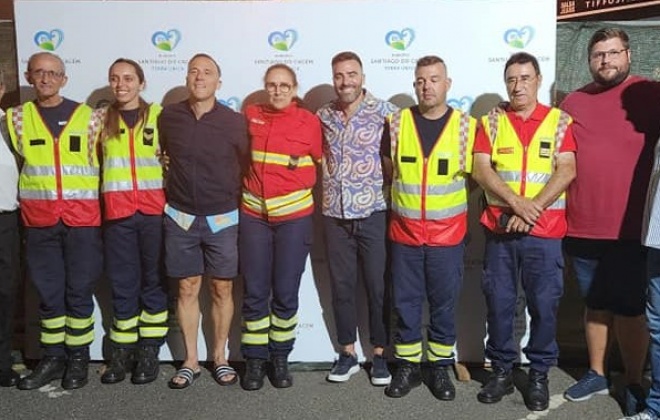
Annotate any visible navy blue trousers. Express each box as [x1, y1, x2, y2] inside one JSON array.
[[26, 221, 103, 357], [482, 233, 563, 373], [240, 213, 312, 359], [391, 241, 464, 365], [104, 212, 167, 347]]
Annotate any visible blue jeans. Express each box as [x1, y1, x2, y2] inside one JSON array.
[[646, 247, 660, 416]]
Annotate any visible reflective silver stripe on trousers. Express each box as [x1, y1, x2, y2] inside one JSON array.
[[102, 179, 163, 193]]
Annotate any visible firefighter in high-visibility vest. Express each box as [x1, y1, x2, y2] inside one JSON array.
[[472, 52, 576, 412], [381, 55, 476, 400], [239, 64, 322, 391], [98, 59, 168, 385], [8, 52, 103, 391]]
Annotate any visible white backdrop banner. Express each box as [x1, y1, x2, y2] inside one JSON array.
[[15, 0, 556, 363]]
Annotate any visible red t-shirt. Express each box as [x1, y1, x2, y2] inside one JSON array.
[[473, 103, 577, 238], [560, 75, 656, 240]]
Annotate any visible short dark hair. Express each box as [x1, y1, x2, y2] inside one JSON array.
[[188, 53, 221, 76], [331, 51, 363, 69], [415, 55, 445, 71], [587, 28, 630, 55], [504, 52, 540, 78]]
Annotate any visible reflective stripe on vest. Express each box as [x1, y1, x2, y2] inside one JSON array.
[[242, 188, 313, 218], [9, 102, 99, 202], [251, 150, 314, 168], [101, 103, 163, 194], [483, 108, 570, 208], [389, 108, 473, 221]]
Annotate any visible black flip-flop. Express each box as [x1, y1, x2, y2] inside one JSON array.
[[168, 367, 201, 389], [213, 365, 238, 386]]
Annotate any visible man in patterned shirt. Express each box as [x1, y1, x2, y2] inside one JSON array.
[[318, 51, 398, 386]]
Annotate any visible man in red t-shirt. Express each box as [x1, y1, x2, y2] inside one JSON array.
[[472, 52, 576, 412], [560, 29, 655, 416]]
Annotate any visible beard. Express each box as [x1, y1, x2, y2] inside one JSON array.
[[337, 87, 362, 105], [591, 65, 630, 88]]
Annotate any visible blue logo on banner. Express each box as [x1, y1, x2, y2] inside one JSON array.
[[218, 97, 241, 112], [34, 29, 64, 51], [385, 28, 415, 51], [447, 96, 474, 113], [503, 26, 534, 49], [151, 29, 182, 51], [268, 29, 298, 52]]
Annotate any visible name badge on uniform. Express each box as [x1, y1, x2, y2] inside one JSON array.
[[69, 135, 81, 152], [143, 127, 154, 146], [497, 147, 514, 154], [288, 155, 299, 170], [401, 156, 416, 163], [539, 141, 552, 159], [29, 139, 46, 146]]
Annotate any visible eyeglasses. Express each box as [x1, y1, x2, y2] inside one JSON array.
[[589, 48, 628, 61], [265, 82, 293, 93], [30, 69, 65, 79]]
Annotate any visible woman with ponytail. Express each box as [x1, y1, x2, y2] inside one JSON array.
[[98, 59, 168, 386]]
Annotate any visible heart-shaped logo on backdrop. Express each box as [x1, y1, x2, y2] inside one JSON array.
[[503, 26, 534, 49], [447, 96, 474, 113], [268, 29, 298, 52], [151, 29, 182, 51], [218, 97, 241, 112], [385, 28, 415, 51], [33, 29, 64, 51]]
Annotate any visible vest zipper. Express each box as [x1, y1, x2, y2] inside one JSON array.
[[54, 136, 63, 203], [520, 145, 528, 197], [128, 127, 138, 207]]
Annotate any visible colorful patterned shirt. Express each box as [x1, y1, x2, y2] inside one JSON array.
[[317, 91, 398, 219]]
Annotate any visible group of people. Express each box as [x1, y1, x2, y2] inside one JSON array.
[[0, 26, 659, 418]]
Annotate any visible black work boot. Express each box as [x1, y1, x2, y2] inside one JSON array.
[[62, 353, 90, 390], [241, 358, 267, 391], [429, 363, 456, 401], [477, 366, 514, 404], [132, 345, 160, 385], [101, 347, 135, 384], [18, 356, 66, 390], [270, 356, 292, 388], [525, 369, 549, 411], [385, 361, 422, 398]]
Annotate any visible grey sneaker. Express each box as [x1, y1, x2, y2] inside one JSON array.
[[619, 410, 660, 420], [327, 352, 359, 383], [370, 355, 391, 386], [564, 369, 609, 402]]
